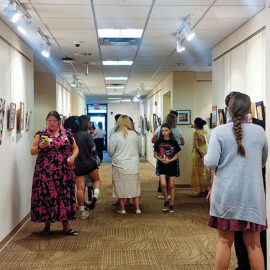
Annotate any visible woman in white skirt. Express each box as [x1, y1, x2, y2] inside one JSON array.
[[108, 115, 141, 215]]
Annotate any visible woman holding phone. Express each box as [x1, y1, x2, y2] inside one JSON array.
[[30, 111, 79, 236]]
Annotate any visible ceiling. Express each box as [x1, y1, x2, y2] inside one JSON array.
[[0, 0, 266, 102]]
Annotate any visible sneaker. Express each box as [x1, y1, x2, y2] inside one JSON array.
[[117, 209, 126, 215], [135, 209, 142, 215], [79, 210, 89, 220], [169, 205, 175, 213], [158, 195, 171, 200], [88, 197, 97, 210], [162, 201, 170, 212]]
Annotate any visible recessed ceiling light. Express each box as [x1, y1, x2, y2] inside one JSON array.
[[108, 92, 122, 95], [108, 98, 122, 100], [103, 61, 133, 66], [107, 86, 125, 89], [105, 77, 128, 81], [98, 29, 143, 38]]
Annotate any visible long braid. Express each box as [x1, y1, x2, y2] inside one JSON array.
[[233, 115, 245, 157]]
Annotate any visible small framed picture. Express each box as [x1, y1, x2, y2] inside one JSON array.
[[176, 110, 191, 125], [25, 110, 31, 131], [17, 102, 24, 133], [8, 102, 16, 130], [218, 109, 225, 125], [211, 106, 217, 128], [225, 107, 230, 123], [255, 101, 265, 122]]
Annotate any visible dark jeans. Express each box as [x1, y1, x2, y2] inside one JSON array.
[[234, 230, 267, 270], [94, 138, 104, 162]]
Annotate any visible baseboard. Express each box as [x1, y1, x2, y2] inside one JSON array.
[[0, 213, 30, 251]]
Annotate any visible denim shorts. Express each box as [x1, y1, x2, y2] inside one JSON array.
[[155, 158, 180, 177]]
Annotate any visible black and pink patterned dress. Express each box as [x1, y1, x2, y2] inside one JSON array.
[[31, 127, 77, 223]]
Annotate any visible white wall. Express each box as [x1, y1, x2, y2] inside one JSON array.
[[0, 20, 34, 242]]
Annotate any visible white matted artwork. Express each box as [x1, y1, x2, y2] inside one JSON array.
[[176, 110, 191, 125], [0, 98, 6, 145]]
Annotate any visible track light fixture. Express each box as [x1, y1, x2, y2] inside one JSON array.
[[41, 40, 51, 58], [176, 38, 185, 53], [71, 75, 79, 88], [3, 0, 29, 23]]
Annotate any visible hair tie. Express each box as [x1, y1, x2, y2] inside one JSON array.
[[237, 140, 241, 144]]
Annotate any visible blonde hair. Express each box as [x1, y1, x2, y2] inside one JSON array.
[[116, 115, 132, 137]]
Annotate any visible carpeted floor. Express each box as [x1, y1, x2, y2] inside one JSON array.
[[0, 162, 236, 270]]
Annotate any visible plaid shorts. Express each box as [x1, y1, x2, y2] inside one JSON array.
[[155, 158, 180, 177]]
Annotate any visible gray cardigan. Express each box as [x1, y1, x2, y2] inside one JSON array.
[[204, 122, 268, 225]]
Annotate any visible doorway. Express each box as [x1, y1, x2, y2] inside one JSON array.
[[163, 91, 171, 120]]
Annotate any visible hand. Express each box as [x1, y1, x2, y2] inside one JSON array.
[[39, 141, 49, 149], [206, 189, 212, 203], [67, 156, 75, 165]]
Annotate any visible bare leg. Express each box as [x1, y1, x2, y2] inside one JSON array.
[[160, 175, 168, 201], [76, 176, 85, 207], [119, 198, 125, 211], [243, 230, 264, 270], [215, 229, 234, 270], [133, 196, 140, 210], [62, 221, 70, 232], [168, 177, 175, 205], [88, 169, 101, 190]]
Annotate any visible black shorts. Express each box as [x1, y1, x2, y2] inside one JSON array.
[[75, 164, 98, 176]]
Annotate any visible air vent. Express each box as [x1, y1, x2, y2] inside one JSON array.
[[62, 57, 74, 64], [99, 38, 140, 46], [106, 84, 125, 87], [73, 52, 92, 57]]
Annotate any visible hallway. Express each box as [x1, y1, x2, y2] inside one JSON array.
[[0, 162, 236, 270]]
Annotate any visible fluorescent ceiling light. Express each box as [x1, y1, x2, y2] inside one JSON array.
[[17, 26, 27, 35], [105, 77, 128, 81], [108, 98, 122, 100], [106, 86, 125, 90], [108, 92, 122, 95], [98, 29, 143, 38], [103, 61, 133, 66]]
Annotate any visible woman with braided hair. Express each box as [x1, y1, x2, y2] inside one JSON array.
[[204, 93, 268, 270]]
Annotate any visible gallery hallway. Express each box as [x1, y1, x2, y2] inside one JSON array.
[[0, 162, 236, 270]]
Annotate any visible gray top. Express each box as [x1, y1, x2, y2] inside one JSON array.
[[204, 122, 268, 225]]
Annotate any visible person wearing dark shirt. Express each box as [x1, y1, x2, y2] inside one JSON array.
[[154, 123, 181, 213]]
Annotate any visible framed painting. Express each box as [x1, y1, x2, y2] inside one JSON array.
[[255, 101, 265, 122], [25, 110, 31, 131], [8, 102, 16, 130], [218, 109, 225, 125], [225, 107, 230, 123], [0, 98, 6, 145], [211, 106, 217, 128], [20, 102, 24, 131], [176, 110, 191, 125]]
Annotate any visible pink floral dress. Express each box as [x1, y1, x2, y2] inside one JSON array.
[[31, 127, 77, 223]]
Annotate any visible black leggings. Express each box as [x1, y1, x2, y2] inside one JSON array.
[[94, 138, 104, 162]]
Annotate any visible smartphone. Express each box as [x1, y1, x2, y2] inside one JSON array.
[[41, 135, 51, 146]]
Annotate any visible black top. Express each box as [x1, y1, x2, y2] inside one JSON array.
[[73, 131, 96, 172], [154, 139, 181, 177]]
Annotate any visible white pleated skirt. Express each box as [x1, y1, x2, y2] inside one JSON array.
[[112, 166, 141, 198]]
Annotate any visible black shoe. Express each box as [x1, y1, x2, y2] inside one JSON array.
[[169, 205, 175, 213], [162, 201, 170, 212], [203, 190, 209, 198], [89, 197, 97, 210]]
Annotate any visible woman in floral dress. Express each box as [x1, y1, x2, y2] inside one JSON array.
[[30, 111, 79, 235]]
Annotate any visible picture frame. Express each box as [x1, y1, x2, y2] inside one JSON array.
[[0, 98, 6, 145], [8, 102, 16, 130], [255, 101, 265, 122], [251, 102, 256, 118], [17, 102, 24, 133], [153, 113, 158, 132], [218, 109, 225, 125], [225, 107, 230, 123], [25, 110, 31, 131], [211, 106, 217, 128], [176, 110, 191, 125]]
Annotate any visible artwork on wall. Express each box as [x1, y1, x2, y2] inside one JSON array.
[[8, 102, 16, 130], [225, 107, 230, 123], [211, 106, 217, 128], [17, 102, 25, 133], [176, 110, 191, 125], [0, 98, 6, 145], [153, 113, 158, 132], [25, 110, 32, 131], [157, 117, 162, 126], [145, 116, 149, 131], [251, 102, 256, 118], [148, 116, 152, 132], [218, 109, 225, 125], [256, 101, 265, 122], [60, 114, 64, 126]]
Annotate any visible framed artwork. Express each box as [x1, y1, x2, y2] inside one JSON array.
[[153, 113, 158, 132], [145, 116, 149, 131], [20, 102, 24, 130], [148, 116, 152, 132], [211, 106, 217, 128], [0, 98, 6, 145], [225, 107, 230, 123], [218, 109, 225, 125], [256, 101, 265, 122], [157, 117, 162, 126], [25, 110, 32, 131], [176, 110, 191, 125], [8, 102, 16, 130], [251, 102, 256, 118], [60, 114, 64, 126], [210, 113, 212, 128]]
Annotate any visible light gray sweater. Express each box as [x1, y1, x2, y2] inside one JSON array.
[[204, 122, 268, 225]]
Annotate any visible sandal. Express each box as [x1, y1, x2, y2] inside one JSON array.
[[64, 229, 78, 236], [41, 226, 50, 235]]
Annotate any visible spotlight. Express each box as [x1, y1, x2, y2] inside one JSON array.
[[185, 27, 195, 41], [3, 0, 29, 24], [17, 25, 27, 35], [41, 42, 51, 58], [176, 38, 185, 53], [71, 75, 78, 88]]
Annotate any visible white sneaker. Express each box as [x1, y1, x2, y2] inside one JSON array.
[[117, 209, 126, 215], [158, 195, 171, 200], [135, 209, 142, 215], [79, 210, 89, 220]]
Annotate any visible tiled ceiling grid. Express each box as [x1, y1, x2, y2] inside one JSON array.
[[0, 0, 266, 102]]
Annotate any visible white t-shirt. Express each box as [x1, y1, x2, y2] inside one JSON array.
[[94, 127, 106, 139], [154, 126, 183, 146]]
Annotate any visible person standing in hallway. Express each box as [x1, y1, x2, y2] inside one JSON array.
[[204, 93, 268, 270], [224, 92, 267, 270], [64, 116, 101, 219], [109, 114, 121, 139], [154, 123, 181, 213], [30, 111, 79, 236], [108, 115, 141, 215], [94, 121, 106, 163], [88, 121, 96, 137], [191, 117, 208, 198]]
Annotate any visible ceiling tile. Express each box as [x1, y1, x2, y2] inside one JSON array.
[[155, 0, 213, 5], [94, 0, 152, 5], [215, 0, 265, 5], [42, 18, 95, 30], [96, 18, 145, 29]]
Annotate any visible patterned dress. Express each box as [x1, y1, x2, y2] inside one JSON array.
[[191, 129, 208, 192], [31, 127, 77, 223]]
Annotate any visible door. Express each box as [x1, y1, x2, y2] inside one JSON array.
[[89, 113, 107, 149]]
